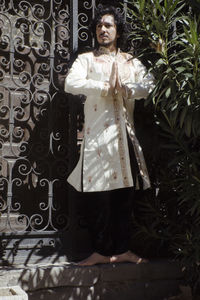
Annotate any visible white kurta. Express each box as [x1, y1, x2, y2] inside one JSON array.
[[65, 48, 154, 192]]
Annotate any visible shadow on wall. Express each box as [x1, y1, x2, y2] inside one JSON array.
[[1, 90, 93, 266]]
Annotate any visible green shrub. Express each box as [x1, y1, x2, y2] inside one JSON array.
[[127, 0, 200, 297]]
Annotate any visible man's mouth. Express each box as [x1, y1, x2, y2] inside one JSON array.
[[100, 34, 108, 38]]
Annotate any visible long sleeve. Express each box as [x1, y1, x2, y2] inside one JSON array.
[[65, 53, 109, 97], [122, 58, 155, 100]]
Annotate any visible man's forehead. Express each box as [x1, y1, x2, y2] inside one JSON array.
[[97, 14, 116, 24]]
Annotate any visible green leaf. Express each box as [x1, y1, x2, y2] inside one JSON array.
[[165, 87, 171, 98], [171, 2, 186, 19], [153, 0, 164, 16], [180, 106, 188, 128], [139, 0, 146, 13], [176, 67, 186, 73], [192, 176, 200, 184], [184, 114, 193, 137]]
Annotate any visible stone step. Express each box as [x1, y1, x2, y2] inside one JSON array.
[[0, 259, 183, 300], [0, 286, 28, 300]]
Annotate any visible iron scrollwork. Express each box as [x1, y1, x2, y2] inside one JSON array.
[[0, 0, 72, 237], [0, 0, 127, 263]]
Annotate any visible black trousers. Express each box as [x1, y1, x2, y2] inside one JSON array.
[[79, 187, 134, 256], [78, 133, 141, 256]]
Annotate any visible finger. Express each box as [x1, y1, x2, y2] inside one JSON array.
[[111, 61, 116, 77], [110, 62, 117, 90], [116, 74, 122, 94], [116, 63, 121, 86]]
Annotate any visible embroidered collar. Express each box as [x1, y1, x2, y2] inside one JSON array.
[[95, 46, 120, 57]]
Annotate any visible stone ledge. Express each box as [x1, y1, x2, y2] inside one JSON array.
[[100, 260, 182, 281], [0, 263, 100, 291], [0, 259, 182, 292], [27, 280, 183, 300], [0, 260, 184, 300]]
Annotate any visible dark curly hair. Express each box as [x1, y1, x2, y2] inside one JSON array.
[[90, 5, 129, 51]]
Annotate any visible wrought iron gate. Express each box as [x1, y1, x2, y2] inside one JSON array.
[[0, 0, 127, 265]]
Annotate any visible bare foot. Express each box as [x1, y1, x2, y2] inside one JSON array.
[[110, 250, 148, 264], [77, 252, 110, 266]]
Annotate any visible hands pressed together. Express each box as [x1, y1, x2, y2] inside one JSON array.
[[109, 61, 128, 98]]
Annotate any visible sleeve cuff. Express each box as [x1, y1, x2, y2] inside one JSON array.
[[122, 84, 133, 99]]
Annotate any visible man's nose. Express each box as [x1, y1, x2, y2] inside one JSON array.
[[101, 25, 106, 32]]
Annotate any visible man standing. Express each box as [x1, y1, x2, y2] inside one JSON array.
[[65, 5, 154, 265]]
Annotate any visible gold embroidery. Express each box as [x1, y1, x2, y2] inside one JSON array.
[[104, 122, 109, 129], [113, 171, 117, 180], [96, 148, 101, 157]]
